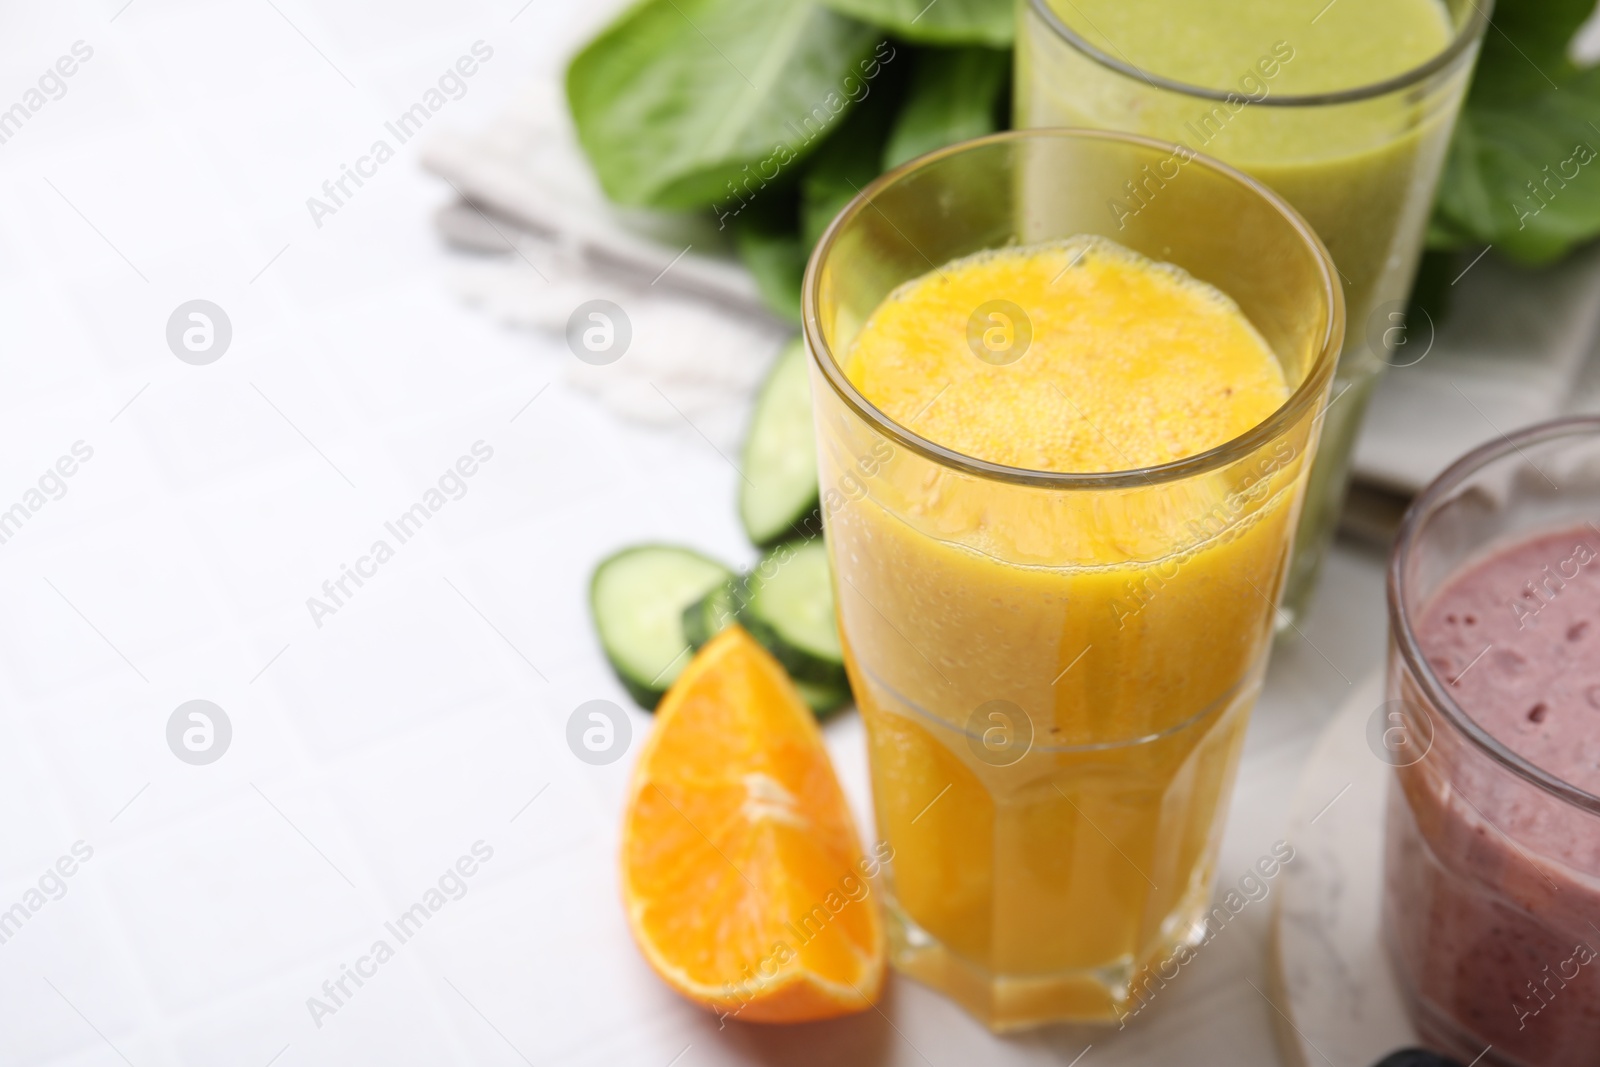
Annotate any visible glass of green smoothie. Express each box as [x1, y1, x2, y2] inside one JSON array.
[[1016, 0, 1491, 625]]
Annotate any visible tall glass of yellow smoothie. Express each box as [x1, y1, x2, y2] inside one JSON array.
[[803, 130, 1343, 1030], [1016, 0, 1489, 624]]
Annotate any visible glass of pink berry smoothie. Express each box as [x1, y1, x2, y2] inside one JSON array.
[[1384, 417, 1600, 1067]]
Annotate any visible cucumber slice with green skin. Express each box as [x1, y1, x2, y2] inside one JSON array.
[[682, 576, 744, 651], [739, 339, 821, 546], [794, 677, 853, 718], [683, 578, 853, 717], [737, 538, 847, 688], [590, 545, 733, 709]]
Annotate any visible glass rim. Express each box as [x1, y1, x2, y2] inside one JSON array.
[[1388, 415, 1600, 815], [1025, 0, 1492, 108], [801, 127, 1345, 491]]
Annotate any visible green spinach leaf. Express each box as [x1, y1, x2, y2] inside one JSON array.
[[566, 0, 884, 209], [1429, 0, 1600, 263], [733, 190, 807, 321], [800, 64, 908, 249], [882, 46, 1009, 169], [1463, 0, 1594, 103], [816, 0, 1012, 47]]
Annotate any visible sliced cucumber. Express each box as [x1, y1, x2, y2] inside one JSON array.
[[739, 339, 820, 546], [685, 570, 855, 717], [590, 545, 733, 708], [737, 539, 847, 688], [794, 677, 853, 718], [682, 576, 744, 651]]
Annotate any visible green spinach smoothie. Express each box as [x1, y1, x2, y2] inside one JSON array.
[[1017, 0, 1482, 621]]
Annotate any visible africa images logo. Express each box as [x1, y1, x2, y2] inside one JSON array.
[[305, 42, 494, 229], [304, 442, 494, 628], [305, 842, 494, 1029], [0, 843, 94, 947]]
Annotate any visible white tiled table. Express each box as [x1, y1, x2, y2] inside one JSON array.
[[0, 3, 1393, 1065]]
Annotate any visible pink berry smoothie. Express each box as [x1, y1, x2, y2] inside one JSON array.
[[1385, 524, 1600, 1066]]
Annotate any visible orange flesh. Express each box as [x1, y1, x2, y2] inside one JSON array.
[[621, 627, 885, 1022]]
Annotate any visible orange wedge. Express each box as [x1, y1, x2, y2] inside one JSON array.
[[620, 625, 886, 1023]]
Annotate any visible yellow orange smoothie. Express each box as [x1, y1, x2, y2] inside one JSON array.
[[845, 239, 1287, 471], [822, 237, 1312, 1027]]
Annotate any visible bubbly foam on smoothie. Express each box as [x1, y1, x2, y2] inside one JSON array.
[[843, 236, 1289, 474]]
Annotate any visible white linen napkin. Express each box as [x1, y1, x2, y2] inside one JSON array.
[[420, 79, 789, 450], [423, 66, 1600, 493]]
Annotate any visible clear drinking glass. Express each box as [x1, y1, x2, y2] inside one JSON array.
[[803, 129, 1343, 1030], [1384, 418, 1600, 1067], [1016, 0, 1490, 625]]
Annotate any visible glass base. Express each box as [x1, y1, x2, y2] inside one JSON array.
[[884, 881, 1214, 1032]]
